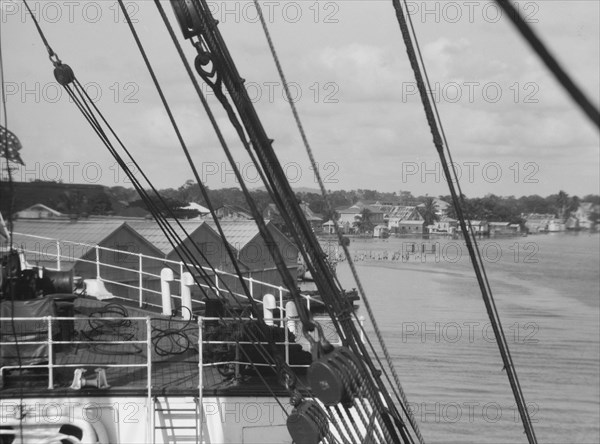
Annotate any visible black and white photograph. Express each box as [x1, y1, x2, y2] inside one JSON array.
[[1, 1, 598, 443]]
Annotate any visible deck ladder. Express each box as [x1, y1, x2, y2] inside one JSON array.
[[152, 396, 201, 444]]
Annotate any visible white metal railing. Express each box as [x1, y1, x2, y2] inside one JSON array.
[[0, 316, 152, 391], [1, 311, 364, 444], [0, 313, 362, 386], [197, 315, 364, 379], [6, 232, 325, 316]]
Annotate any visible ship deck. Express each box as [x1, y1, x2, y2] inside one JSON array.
[[0, 296, 310, 399]]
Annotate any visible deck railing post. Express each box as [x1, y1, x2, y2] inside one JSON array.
[[95, 245, 100, 279], [47, 316, 54, 389], [179, 261, 184, 297], [146, 317, 153, 444], [278, 287, 284, 315], [138, 254, 143, 307], [56, 240, 61, 271], [198, 316, 204, 444], [284, 314, 290, 365]]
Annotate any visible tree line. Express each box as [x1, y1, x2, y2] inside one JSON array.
[[115, 180, 599, 226]]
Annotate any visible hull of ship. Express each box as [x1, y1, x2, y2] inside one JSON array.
[[0, 394, 292, 444]]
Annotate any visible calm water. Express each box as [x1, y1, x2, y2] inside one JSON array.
[[334, 233, 599, 444]]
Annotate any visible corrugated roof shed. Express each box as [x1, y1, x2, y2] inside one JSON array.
[[7, 219, 138, 270], [11, 219, 126, 248], [126, 220, 209, 255], [206, 219, 261, 250]]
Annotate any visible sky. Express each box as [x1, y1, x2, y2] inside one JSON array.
[[1, 0, 599, 199]]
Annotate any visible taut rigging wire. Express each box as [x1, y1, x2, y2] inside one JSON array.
[[114, 5, 354, 438], [494, 0, 599, 128], [17, 2, 337, 432], [151, 0, 317, 331], [154, 1, 412, 441], [250, 1, 423, 442], [392, 1, 537, 443], [171, 1, 416, 441], [401, 5, 539, 442]]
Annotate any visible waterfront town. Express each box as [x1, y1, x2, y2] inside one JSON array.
[[1, 180, 598, 297], [2, 180, 598, 240]]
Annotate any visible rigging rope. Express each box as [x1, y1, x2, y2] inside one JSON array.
[[392, 1, 538, 443], [152, 0, 317, 332], [116, 1, 342, 423], [18, 1, 320, 425], [494, 0, 599, 128], [251, 1, 423, 442], [173, 1, 414, 441], [150, 4, 357, 437]]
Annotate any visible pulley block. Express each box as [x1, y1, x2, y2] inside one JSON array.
[[171, 0, 203, 39], [53, 63, 75, 86], [308, 346, 363, 407], [286, 400, 329, 444]]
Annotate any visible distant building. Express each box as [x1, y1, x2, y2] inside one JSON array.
[[433, 198, 450, 217], [373, 225, 389, 238], [508, 224, 521, 234], [126, 219, 233, 270], [206, 219, 298, 298], [5, 218, 163, 303], [387, 206, 423, 233], [489, 222, 512, 236], [337, 206, 362, 233], [299, 203, 323, 233], [548, 219, 566, 232], [180, 202, 211, 218], [468, 220, 489, 236], [127, 219, 244, 307], [263, 202, 323, 233], [574, 203, 599, 230], [429, 216, 457, 234], [322, 220, 336, 235], [337, 203, 385, 234], [14, 204, 67, 220], [215, 205, 253, 220], [523, 213, 553, 233], [396, 220, 425, 234]]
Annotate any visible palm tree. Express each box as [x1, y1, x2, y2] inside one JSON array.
[[419, 197, 439, 226], [355, 208, 374, 233], [555, 190, 569, 220]]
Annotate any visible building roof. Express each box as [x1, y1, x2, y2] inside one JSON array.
[[182, 202, 210, 214], [388, 205, 423, 220], [217, 204, 253, 219], [337, 206, 362, 214], [299, 203, 323, 222], [15, 203, 66, 218], [398, 220, 425, 225], [206, 219, 263, 250], [439, 216, 456, 222], [6, 218, 149, 270], [265, 203, 322, 222], [10, 219, 126, 247], [126, 219, 215, 255]]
